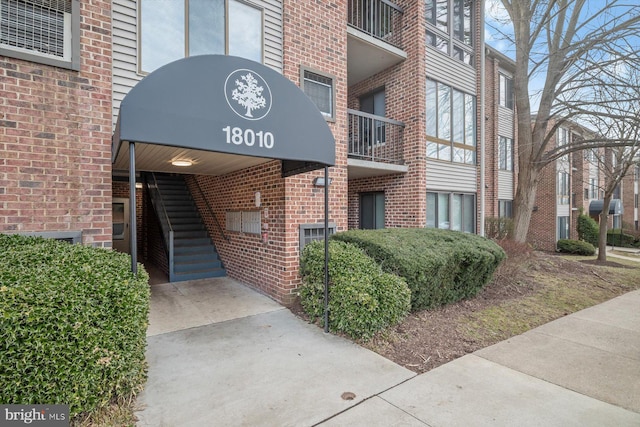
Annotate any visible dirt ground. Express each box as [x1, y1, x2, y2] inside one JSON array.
[[289, 246, 640, 374]]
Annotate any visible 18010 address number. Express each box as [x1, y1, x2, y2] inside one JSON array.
[[222, 126, 274, 149]]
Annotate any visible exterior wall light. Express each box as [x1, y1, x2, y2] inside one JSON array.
[[313, 177, 332, 187]]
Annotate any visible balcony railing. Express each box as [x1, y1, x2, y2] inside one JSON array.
[[348, 109, 404, 165], [348, 0, 403, 48]]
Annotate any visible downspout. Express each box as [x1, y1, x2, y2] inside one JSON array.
[[479, 0, 486, 236]]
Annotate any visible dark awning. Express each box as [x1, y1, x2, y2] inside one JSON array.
[[589, 199, 623, 215], [112, 55, 335, 177]]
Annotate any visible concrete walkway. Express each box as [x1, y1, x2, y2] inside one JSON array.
[[137, 276, 640, 426]]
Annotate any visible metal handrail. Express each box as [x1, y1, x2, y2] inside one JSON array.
[[190, 177, 230, 242], [347, 0, 403, 48], [348, 109, 405, 164], [148, 172, 175, 281]]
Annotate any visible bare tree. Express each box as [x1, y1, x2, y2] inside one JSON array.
[[493, 0, 640, 242], [581, 95, 640, 261]]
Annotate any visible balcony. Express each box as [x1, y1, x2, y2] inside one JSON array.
[[347, 0, 407, 84], [348, 109, 408, 179]]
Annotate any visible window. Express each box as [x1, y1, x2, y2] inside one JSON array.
[[498, 200, 512, 218], [557, 216, 569, 240], [360, 192, 385, 229], [0, 0, 79, 70], [426, 79, 476, 164], [427, 191, 475, 232], [140, 0, 263, 73], [301, 68, 335, 120], [557, 127, 569, 146], [585, 149, 598, 163], [557, 171, 570, 205], [499, 74, 513, 109], [589, 178, 598, 199], [299, 223, 336, 252], [359, 89, 386, 145], [498, 136, 513, 171], [425, 0, 473, 65]]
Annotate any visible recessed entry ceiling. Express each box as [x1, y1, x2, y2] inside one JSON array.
[[112, 142, 273, 176]]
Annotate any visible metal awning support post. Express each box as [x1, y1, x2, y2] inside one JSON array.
[[323, 166, 330, 333], [129, 141, 138, 275]]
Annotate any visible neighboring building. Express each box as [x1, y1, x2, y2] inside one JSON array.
[[620, 161, 639, 233], [527, 121, 600, 251]]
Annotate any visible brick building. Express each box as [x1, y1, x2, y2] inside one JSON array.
[[1, 0, 494, 303], [8, 0, 591, 303]]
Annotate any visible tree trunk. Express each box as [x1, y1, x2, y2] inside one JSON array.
[[512, 165, 540, 243], [597, 194, 613, 262]]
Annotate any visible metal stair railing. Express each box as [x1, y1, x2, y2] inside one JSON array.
[[147, 173, 175, 282], [190, 177, 230, 242]]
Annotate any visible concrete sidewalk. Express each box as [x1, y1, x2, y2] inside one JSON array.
[[136, 278, 640, 426], [324, 290, 640, 426]]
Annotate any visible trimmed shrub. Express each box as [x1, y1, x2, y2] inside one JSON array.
[[557, 239, 596, 255], [299, 240, 411, 340], [577, 213, 599, 247], [607, 229, 640, 248], [0, 234, 150, 417], [332, 228, 506, 311], [485, 216, 513, 240]]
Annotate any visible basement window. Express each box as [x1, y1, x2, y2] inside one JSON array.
[[15, 230, 82, 244], [299, 223, 336, 252]]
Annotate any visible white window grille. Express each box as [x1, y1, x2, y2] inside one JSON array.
[[0, 0, 73, 64]]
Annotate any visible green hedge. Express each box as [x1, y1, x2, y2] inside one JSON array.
[[557, 239, 596, 255], [0, 234, 150, 417], [332, 228, 506, 311], [577, 214, 599, 247], [607, 229, 640, 248], [299, 240, 411, 340]]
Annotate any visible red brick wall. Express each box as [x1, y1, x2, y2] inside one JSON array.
[[347, 0, 427, 229], [622, 169, 638, 232], [484, 55, 499, 218], [0, 1, 113, 247], [182, 0, 349, 303]]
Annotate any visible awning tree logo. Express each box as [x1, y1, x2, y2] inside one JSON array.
[[225, 69, 272, 121]]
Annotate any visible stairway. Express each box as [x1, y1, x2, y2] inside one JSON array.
[[149, 173, 226, 282]]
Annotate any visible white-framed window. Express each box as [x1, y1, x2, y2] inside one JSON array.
[[498, 200, 512, 218], [557, 127, 569, 146], [425, 0, 473, 65], [498, 136, 513, 171], [139, 0, 264, 73], [499, 74, 513, 109], [301, 67, 335, 120], [557, 171, 570, 205], [557, 216, 569, 240], [0, 0, 79, 70], [427, 191, 475, 233], [589, 178, 598, 199], [426, 78, 476, 164]]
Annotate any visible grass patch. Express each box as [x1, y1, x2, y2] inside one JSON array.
[[71, 398, 138, 427], [460, 255, 640, 344]]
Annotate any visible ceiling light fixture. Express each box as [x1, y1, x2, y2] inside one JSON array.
[[171, 159, 193, 167]]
